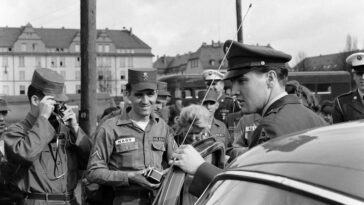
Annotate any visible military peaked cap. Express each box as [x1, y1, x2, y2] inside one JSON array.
[[346, 52, 364, 72], [223, 40, 292, 80], [157, 81, 171, 97]]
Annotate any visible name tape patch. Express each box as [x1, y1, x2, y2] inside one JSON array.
[[115, 137, 135, 145]]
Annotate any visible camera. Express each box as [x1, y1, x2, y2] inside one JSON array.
[[144, 167, 163, 184], [54, 103, 67, 117]]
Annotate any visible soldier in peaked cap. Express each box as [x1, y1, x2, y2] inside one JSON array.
[[87, 68, 177, 205], [202, 69, 240, 123], [169, 40, 327, 197], [198, 90, 232, 151], [3, 68, 91, 205], [332, 52, 364, 123]]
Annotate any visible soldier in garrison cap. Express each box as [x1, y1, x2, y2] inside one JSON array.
[[202, 69, 241, 123], [332, 52, 364, 123], [3, 68, 91, 205], [169, 40, 327, 197], [87, 68, 177, 205], [154, 81, 171, 122], [198, 90, 232, 152]]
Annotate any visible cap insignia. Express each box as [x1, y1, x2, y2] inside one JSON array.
[[357, 55, 362, 61], [142, 72, 149, 81], [261, 61, 265, 65]]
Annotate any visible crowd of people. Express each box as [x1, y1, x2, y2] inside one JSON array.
[[0, 40, 363, 205]]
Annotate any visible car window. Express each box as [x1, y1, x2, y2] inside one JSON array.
[[198, 179, 334, 205]]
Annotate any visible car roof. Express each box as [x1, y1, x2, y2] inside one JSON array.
[[228, 120, 364, 200]]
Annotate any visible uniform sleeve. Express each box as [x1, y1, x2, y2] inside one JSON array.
[[188, 162, 223, 197], [69, 127, 92, 169], [86, 126, 129, 187], [4, 116, 55, 163], [332, 98, 343, 124]]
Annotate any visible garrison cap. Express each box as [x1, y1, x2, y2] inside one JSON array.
[[157, 81, 171, 97], [223, 40, 292, 80], [0, 98, 10, 112], [202, 69, 224, 81], [128, 68, 157, 91], [198, 90, 219, 103], [346, 52, 364, 72], [31, 68, 68, 101]]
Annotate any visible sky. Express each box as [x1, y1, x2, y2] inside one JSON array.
[[1, 0, 364, 66]]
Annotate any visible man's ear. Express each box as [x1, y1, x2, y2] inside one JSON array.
[[266, 70, 277, 88], [30, 95, 39, 106]]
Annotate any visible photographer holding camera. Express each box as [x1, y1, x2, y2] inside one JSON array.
[[86, 68, 177, 205], [3, 68, 91, 205]]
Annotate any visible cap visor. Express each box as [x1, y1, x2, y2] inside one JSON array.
[[132, 83, 157, 92], [158, 90, 171, 97], [223, 69, 251, 81]]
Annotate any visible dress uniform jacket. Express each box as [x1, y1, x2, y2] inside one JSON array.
[[249, 94, 327, 148], [332, 90, 364, 123], [3, 113, 91, 204], [86, 112, 177, 204], [234, 113, 261, 147]]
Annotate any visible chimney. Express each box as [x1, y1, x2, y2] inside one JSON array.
[[202, 42, 207, 47], [129, 27, 133, 35]]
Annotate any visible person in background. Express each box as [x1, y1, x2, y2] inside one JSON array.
[[0, 98, 10, 136], [168, 97, 183, 128], [319, 100, 334, 124], [332, 52, 364, 123], [4, 68, 91, 205], [174, 104, 211, 145], [198, 90, 232, 152], [86, 68, 177, 205], [202, 69, 240, 123], [170, 40, 327, 197], [155, 81, 171, 122]]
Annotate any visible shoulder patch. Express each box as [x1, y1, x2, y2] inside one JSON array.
[[257, 128, 270, 144]]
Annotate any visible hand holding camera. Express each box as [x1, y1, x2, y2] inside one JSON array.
[[39, 96, 57, 119], [128, 168, 164, 190], [55, 104, 79, 133]]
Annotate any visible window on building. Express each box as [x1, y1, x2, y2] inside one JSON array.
[[75, 44, 80, 52], [98, 70, 103, 80], [32, 43, 37, 51], [60, 57, 65, 67], [98, 45, 103, 52], [19, 56, 25, 67], [75, 70, 80, 80], [120, 57, 126, 68], [76, 85, 81, 94], [63, 85, 67, 94], [36, 56, 41, 68], [120, 70, 126, 79], [2, 85, 9, 95], [104, 45, 110, 53], [191, 59, 198, 68], [210, 59, 216, 66], [20, 85, 26, 95], [51, 57, 57, 67], [21, 43, 27, 52], [75, 57, 81, 67], [97, 57, 102, 67], [8, 48, 12, 52], [2, 56, 8, 67], [127, 57, 133, 68], [19, 71, 25, 81]]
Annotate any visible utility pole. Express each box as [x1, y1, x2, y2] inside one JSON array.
[[80, 0, 97, 136], [236, 0, 243, 43]]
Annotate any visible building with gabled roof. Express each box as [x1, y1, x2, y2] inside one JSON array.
[[154, 41, 228, 77], [0, 23, 153, 96]]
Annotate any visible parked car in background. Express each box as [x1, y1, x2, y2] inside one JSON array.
[[195, 120, 364, 205]]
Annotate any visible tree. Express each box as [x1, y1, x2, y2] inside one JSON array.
[[345, 34, 358, 52], [293, 51, 307, 71]]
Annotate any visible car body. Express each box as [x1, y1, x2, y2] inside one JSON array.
[[196, 120, 364, 205]]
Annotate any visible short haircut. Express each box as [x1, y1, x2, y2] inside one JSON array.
[[27, 85, 45, 102], [253, 66, 289, 85]]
